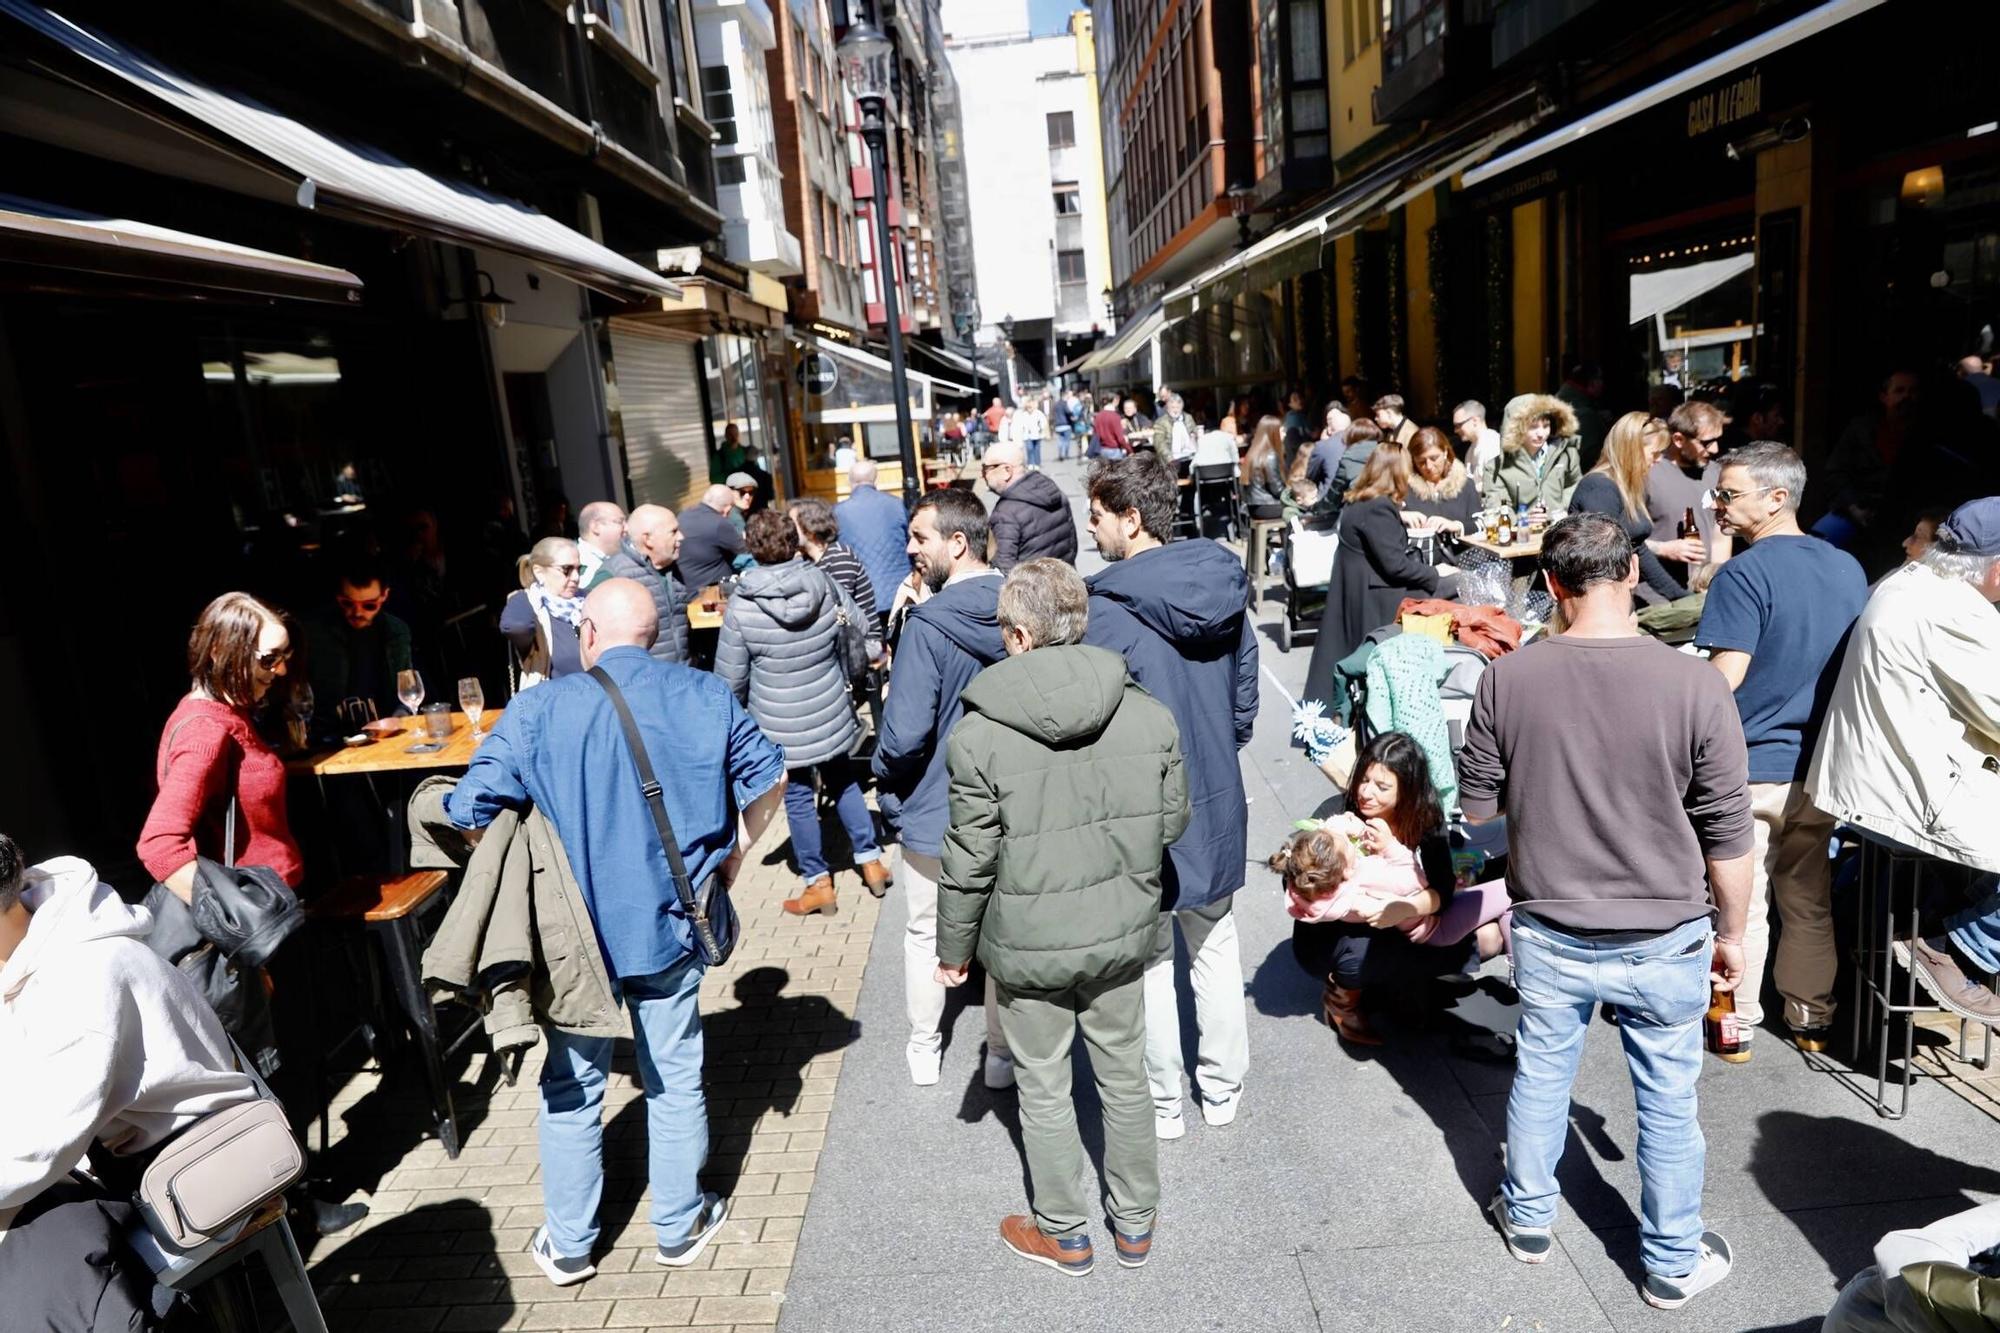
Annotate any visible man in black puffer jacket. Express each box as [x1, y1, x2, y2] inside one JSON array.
[[982, 441, 1079, 571]]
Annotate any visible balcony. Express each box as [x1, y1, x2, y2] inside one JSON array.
[[1373, 0, 1492, 123]]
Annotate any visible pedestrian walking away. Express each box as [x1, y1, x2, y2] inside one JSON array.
[[983, 439, 1079, 570], [1458, 512, 1754, 1312], [1083, 451, 1258, 1139], [870, 488, 1012, 1089], [444, 579, 787, 1287], [937, 558, 1190, 1276]]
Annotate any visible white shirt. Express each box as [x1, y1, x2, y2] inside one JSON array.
[[1167, 415, 1196, 461], [1466, 427, 1502, 491], [1192, 430, 1238, 467], [1017, 408, 1048, 441]]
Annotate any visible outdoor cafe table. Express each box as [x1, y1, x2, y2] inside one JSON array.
[[1456, 530, 1545, 600], [290, 710, 500, 875]]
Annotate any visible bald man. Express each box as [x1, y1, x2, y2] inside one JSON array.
[[837, 456, 914, 609], [982, 440, 1078, 570], [447, 575, 786, 1286], [677, 485, 750, 590], [590, 505, 688, 665], [576, 501, 627, 586]]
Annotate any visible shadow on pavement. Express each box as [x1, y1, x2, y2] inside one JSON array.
[[309, 1202, 510, 1330]]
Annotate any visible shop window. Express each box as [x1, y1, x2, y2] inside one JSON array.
[[1054, 187, 1081, 216], [1628, 234, 1758, 390], [1046, 111, 1075, 149]]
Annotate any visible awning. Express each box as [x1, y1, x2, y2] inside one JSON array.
[[1079, 298, 1165, 372], [1628, 253, 1756, 327], [904, 338, 980, 388], [797, 333, 934, 423], [1461, 0, 1885, 188], [0, 194, 361, 302], [2, 1, 682, 301]]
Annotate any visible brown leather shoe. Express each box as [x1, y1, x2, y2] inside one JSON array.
[[999, 1214, 1093, 1277], [782, 876, 838, 917], [860, 859, 893, 899], [1323, 981, 1383, 1046]]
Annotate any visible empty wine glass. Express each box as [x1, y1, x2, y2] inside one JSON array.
[[396, 669, 425, 731], [458, 676, 485, 737]]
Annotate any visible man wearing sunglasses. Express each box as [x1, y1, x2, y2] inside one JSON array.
[[298, 560, 414, 739], [1646, 400, 1729, 587]]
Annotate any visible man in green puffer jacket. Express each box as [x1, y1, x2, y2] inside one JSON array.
[[936, 558, 1190, 1279]]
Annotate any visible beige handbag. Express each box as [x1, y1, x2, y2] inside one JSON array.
[[136, 1049, 304, 1250]]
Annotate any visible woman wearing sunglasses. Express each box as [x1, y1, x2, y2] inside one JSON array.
[[502, 537, 586, 688], [138, 591, 303, 906]]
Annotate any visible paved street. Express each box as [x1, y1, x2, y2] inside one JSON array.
[[305, 456, 1999, 1333]]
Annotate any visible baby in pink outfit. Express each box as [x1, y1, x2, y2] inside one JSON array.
[[1274, 814, 1440, 940]]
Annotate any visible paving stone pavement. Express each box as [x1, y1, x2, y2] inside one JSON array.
[[302, 808, 876, 1333]]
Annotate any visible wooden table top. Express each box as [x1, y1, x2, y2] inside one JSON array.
[[687, 601, 724, 630], [1459, 532, 1544, 559], [290, 709, 500, 778]]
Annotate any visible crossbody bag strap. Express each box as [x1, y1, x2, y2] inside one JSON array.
[[585, 666, 701, 918]]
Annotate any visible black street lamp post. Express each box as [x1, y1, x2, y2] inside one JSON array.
[[839, 15, 921, 504]]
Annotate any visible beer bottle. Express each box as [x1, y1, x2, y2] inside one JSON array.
[[1495, 507, 1514, 546], [1705, 985, 1747, 1062], [1678, 506, 1697, 541]]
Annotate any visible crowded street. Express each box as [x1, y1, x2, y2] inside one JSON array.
[[4, 0, 2000, 1331]]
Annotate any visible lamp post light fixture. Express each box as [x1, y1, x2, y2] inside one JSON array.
[[838, 13, 921, 503], [1227, 182, 1255, 251]]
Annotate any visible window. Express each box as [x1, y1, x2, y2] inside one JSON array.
[[1057, 249, 1086, 284], [701, 66, 737, 146], [1053, 187, 1081, 216], [587, 0, 631, 42], [716, 155, 747, 186], [1046, 111, 1076, 149]]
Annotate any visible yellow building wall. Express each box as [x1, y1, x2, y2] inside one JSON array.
[[1332, 230, 1358, 382], [1403, 189, 1437, 416], [1511, 200, 1545, 398], [1328, 0, 1384, 162], [1072, 12, 1114, 306]]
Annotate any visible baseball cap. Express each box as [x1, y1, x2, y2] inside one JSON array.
[[1937, 497, 2000, 557], [726, 471, 757, 490]]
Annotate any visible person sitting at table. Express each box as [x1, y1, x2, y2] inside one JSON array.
[[677, 486, 751, 590], [0, 834, 262, 1325], [716, 512, 893, 918], [1302, 446, 1461, 703], [297, 559, 413, 735], [502, 537, 585, 687], [1570, 411, 1690, 607], [1402, 427, 1481, 536], [1483, 393, 1582, 515]]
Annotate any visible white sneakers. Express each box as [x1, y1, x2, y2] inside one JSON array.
[[1154, 1111, 1187, 1141], [906, 1041, 942, 1087], [983, 1051, 1016, 1090], [1157, 1092, 1241, 1137], [1200, 1094, 1240, 1128]]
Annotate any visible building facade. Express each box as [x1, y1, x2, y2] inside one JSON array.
[[946, 3, 1116, 388]]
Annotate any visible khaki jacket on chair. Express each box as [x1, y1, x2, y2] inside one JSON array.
[[1806, 563, 2000, 873], [409, 776, 623, 1050]]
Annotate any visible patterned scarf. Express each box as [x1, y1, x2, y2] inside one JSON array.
[[528, 580, 584, 629]]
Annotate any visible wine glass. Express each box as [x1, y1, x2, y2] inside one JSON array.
[[396, 669, 425, 730], [457, 676, 485, 737]]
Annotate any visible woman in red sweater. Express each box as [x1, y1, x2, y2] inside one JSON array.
[[138, 591, 304, 899]]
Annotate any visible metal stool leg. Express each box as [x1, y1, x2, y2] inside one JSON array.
[[255, 1213, 331, 1333], [375, 917, 460, 1158]]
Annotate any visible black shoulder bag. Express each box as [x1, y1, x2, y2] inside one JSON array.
[[587, 666, 739, 966]]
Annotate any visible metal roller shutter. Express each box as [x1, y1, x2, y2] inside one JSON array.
[[609, 318, 708, 512]]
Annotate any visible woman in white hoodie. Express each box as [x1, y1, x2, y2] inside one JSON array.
[[0, 836, 256, 1310]]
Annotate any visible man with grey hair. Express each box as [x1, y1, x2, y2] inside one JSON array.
[[1150, 391, 1195, 461], [935, 559, 1189, 1276], [983, 440, 1079, 571], [1808, 496, 2000, 1023], [1695, 442, 1868, 1056], [576, 500, 627, 587], [836, 457, 913, 611]]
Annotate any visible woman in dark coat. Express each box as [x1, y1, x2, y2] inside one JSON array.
[[1300, 444, 1460, 712], [1402, 427, 1482, 535]]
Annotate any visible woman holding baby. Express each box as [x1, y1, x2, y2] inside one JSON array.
[[1276, 732, 1510, 1047]]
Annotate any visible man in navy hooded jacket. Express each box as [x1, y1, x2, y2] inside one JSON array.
[[872, 488, 1013, 1088], [1085, 451, 1258, 1139]]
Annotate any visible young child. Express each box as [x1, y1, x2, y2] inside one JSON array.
[[1270, 732, 1509, 959]]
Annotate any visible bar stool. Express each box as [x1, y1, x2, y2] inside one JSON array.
[[1247, 517, 1286, 604], [1840, 827, 1994, 1120], [310, 870, 465, 1157], [131, 1195, 328, 1333]]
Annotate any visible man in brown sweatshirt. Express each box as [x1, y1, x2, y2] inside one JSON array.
[[1459, 511, 1753, 1313]]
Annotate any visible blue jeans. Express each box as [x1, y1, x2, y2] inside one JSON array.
[[1026, 437, 1043, 467], [1501, 912, 1714, 1279], [1948, 875, 2000, 973], [782, 759, 882, 884], [539, 955, 707, 1257]]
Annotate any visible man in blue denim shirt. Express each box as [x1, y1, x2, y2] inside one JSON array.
[[1459, 514, 1753, 1313], [447, 579, 786, 1287]]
